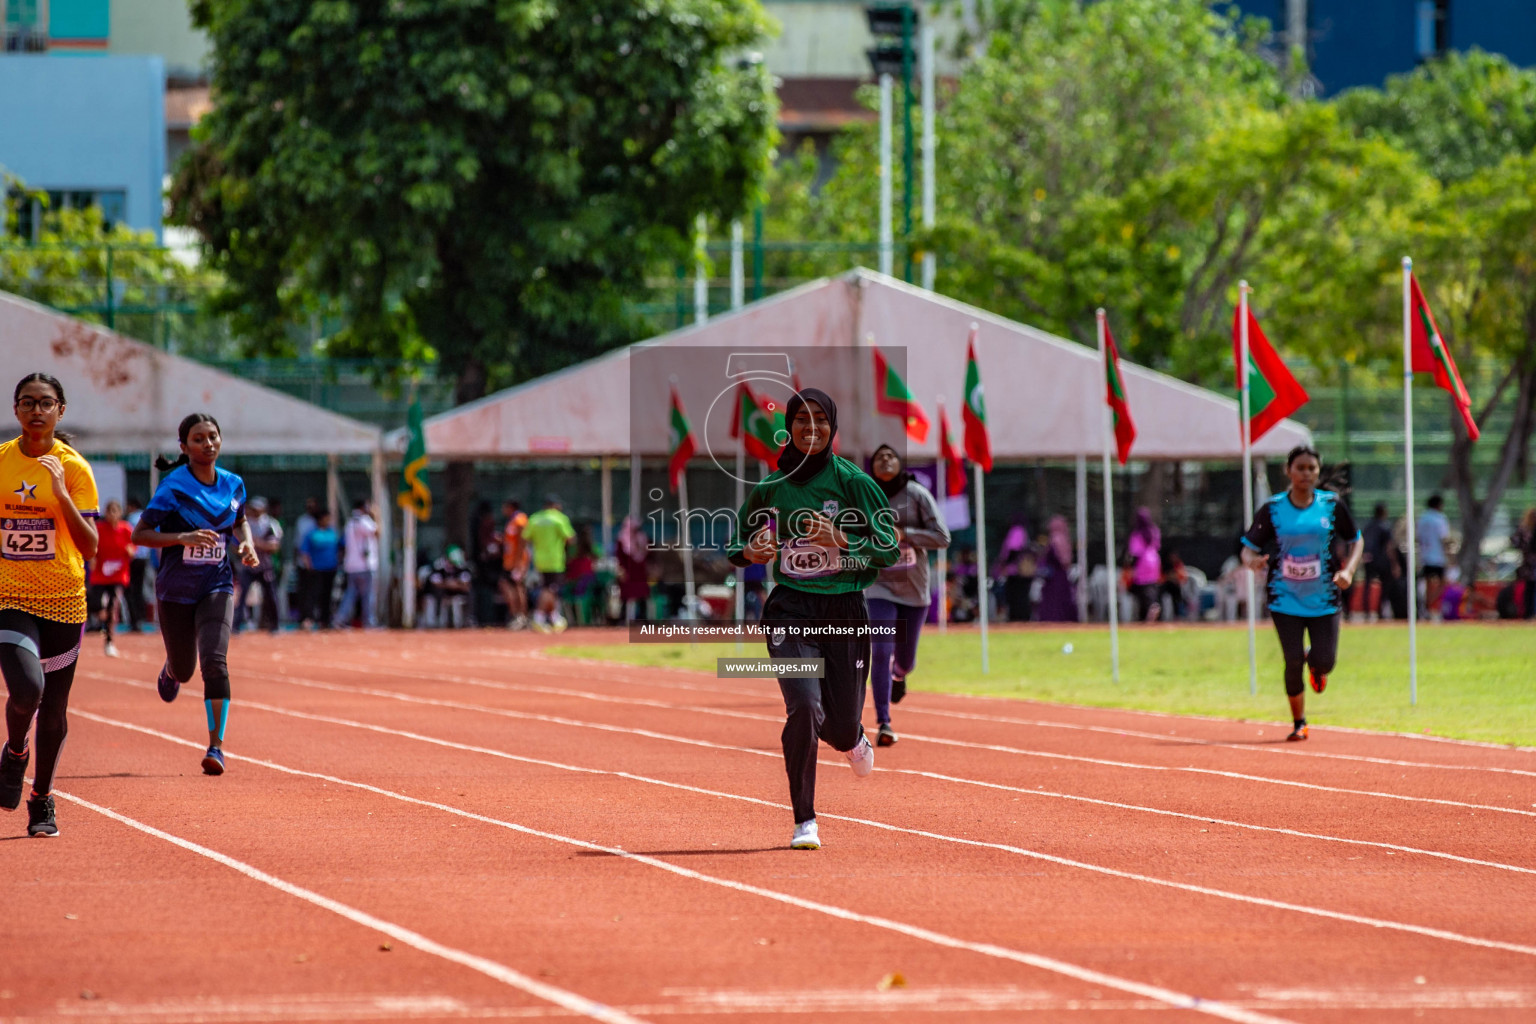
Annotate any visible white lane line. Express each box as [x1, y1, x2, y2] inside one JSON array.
[[67, 707, 1293, 1024], [273, 652, 1536, 782], [85, 669, 1536, 876], [509, 647, 1536, 761], [50, 787, 650, 1024], [75, 687, 1536, 958], [221, 665, 1536, 820]]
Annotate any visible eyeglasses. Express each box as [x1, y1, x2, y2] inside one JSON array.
[[15, 398, 59, 413]]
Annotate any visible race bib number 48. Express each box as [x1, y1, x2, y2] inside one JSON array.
[[185, 539, 228, 565], [2, 518, 56, 561], [1281, 555, 1323, 582], [779, 538, 842, 579]]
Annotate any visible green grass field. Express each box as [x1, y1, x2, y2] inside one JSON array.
[[553, 622, 1536, 747]]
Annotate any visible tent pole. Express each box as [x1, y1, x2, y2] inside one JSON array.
[[326, 455, 340, 526], [974, 462, 988, 674], [935, 401, 948, 635], [678, 470, 696, 621], [1076, 453, 1089, 624], [371, 448, 390, 627], [600, 455, 613, 561]]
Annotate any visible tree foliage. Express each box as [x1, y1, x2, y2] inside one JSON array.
[[174, 0, 778, 401]]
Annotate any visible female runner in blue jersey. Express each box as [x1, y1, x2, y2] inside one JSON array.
[[1240, 445, 1363, 742], [132, 413, 259, 774]]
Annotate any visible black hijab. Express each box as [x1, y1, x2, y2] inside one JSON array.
[[778, 387, 839, 484], [871, 443, 912, 500]]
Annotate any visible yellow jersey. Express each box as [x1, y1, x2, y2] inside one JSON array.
[[0, 437, 99, 623]]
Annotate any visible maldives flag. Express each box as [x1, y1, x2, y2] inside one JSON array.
[[937, 402, 966, 496], [873, 347, 930, 443], [1103, 319, 1136, 465], [962, 330, 992, 471], [732, 382, 782, 468], [1410, 273, 1480, 441], [1232, 303, 1309, 444], [667, 386, 697, 493]]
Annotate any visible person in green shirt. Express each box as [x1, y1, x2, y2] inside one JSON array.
[[728, 387, 900, 851], [523, 495, 575, 632]]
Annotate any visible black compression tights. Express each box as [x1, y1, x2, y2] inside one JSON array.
[[159, 592, 235, 701], [0, 609, 83, 796], [1270, 611, 1341, 697]]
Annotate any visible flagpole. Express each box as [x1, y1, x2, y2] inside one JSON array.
[[402, 507, 417, 629], [974, 461, 988, 674], [679, 470, 697, 620], [936, 396, 949, 635], [1403, 256, 1418, 707], [735, 392, 746, 650], [1240, 281, 1258, 697], [1097, 310, 1119, 683]]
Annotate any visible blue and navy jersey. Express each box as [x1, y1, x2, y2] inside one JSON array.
[[1242, 489, 1360, 617], [140, 465, 246, 603]]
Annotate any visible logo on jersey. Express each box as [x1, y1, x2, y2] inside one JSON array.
[[822, 499, 839, 517], [12, 482, 36, 501]]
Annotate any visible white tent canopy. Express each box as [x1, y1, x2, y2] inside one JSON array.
[[419, 269, 1310, 461], [0, 290, 382, 455]]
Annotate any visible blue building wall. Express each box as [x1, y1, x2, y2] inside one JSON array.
[[0, 55, 165, 239], [1231, 1, 1536, 95]]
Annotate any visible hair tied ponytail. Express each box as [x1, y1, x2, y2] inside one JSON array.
[[155, 453, 189, 473]]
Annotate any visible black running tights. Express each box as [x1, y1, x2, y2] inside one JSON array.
[[1270, 611, 1340, 697], [159, 592, 235, 701], [0, 608, 83, 795]]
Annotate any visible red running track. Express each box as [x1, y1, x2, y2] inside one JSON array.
[[3, 628, 1535, 1024]]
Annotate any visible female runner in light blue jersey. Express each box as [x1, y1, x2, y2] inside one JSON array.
[[1240, 445, 1363, 741]]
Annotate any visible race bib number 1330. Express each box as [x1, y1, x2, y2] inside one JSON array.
[[2, 518, 57, 561]]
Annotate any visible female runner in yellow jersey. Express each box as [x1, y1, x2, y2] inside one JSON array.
[[0, 373, 100, 837]]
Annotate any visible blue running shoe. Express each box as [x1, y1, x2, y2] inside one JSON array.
[[0, 744, 28, 811], [157, 663, 180, 703], [201, 746, 225, 775]]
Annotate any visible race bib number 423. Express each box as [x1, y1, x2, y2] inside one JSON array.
[[2, 518, 57, 561]]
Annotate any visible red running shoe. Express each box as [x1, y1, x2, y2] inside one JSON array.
[[1309, 668, 1327, 694], [1286, 725, 1309, 742]]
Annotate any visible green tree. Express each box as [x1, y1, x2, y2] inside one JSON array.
[[1337, 52, 1536, 574], [174, 0, 777, 541], [2, 173, 222, 351]]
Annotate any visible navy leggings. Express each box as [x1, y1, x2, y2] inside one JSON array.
[[867, 597, 928, 725], [0, 608, 83, 796]]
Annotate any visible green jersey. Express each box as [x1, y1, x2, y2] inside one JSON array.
[[727, 454, 899, 594], [523, 508, 575, 572]]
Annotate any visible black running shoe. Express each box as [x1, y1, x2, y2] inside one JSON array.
[[0, 744, 28, 811], [157, 662, 180, 703], [876, 723, 897, 747], [26, 794, 57, 836], [891, 674, 907, 704], [201, 747, 225, 776]]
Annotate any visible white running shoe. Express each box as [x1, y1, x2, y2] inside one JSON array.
[[846, 734, 874, 778], [550, 614, 569, 633], [531, 613, 551, 634], [103, 640, 119, 658], [790, 819, 820, 850]]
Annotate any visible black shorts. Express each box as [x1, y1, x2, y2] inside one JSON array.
[[89, 583, 124, 614], [536, 570, 565, 590], [1422, 564, 1446, 581]]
